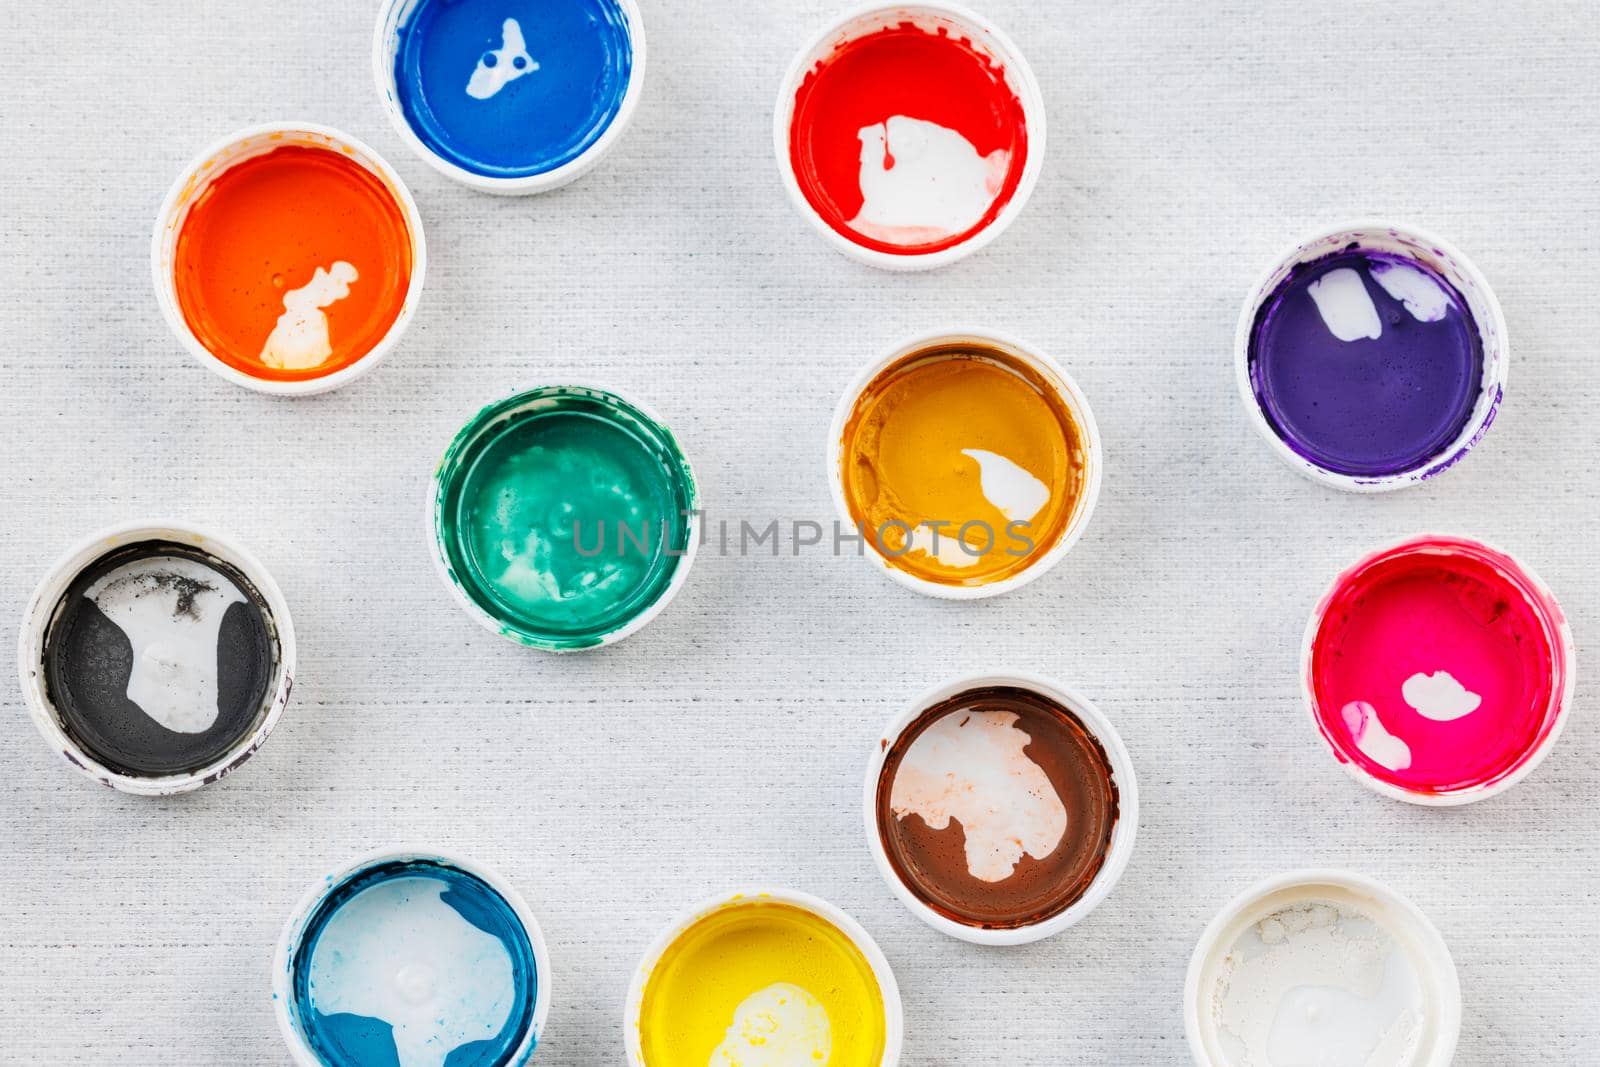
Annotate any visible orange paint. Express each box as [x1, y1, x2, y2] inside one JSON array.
[[174, 145, 413, 382]]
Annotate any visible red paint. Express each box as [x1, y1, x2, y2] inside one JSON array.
[[1308, 537, 1569, 797], [788, 22, 1028, 255]]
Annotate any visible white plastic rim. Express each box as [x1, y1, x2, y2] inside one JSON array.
[[864, 671, 1138, 946], [1184, 869, 1461, 1067], [373, 0, 647, 195], [272, 846, 552, 1066], [1233, 219, 1509, 492], [828, 327, 1103, 600], [426, 382, 701, 652], [16, 520, 297, 796], [622, 887, 904, 1066], [773, 1, 1046, 271], [152, 122, 428, 396], [1300, 533, 1576, 807]]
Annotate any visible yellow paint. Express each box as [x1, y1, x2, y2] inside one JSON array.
[[839, 345, 1086, 586], [637, 900, 887, 1066]]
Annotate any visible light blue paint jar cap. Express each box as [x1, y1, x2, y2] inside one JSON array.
[[273, 847, 552, 1066]]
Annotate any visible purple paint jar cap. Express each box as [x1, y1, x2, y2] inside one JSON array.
[[1233, 220, 1509, 492]]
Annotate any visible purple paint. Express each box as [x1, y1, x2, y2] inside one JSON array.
[[1248, 246, 1484, 478]]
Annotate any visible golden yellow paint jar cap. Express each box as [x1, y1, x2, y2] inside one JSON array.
[[828, 327, 1104, 599], [624, 888, 904, 1066]]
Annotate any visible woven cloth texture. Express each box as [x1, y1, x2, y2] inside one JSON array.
[[0, 1, 1596, 1062]]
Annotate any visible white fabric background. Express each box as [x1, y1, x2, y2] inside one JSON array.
[[1, 1, 1597, 1063]]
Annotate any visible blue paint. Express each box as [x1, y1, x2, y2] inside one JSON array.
[[395, 0, 635, 178], [290, 860, 540, 1067]]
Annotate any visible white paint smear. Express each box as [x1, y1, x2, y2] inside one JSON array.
[[710, 982, 831, 1067], [467, 18, 538, 100], [962, 449, 1049, 522], [891, 709, 1067, 882], [1308, 267, 1383, 342], [1401, 670, 1480, 722], [903, 523, 983, 569], [1369, 260, 1452, 323], [260, 261, 359, 370], [1341, 701, 1411, 772], [849, 116, 1009, 245], [85, 556, 246, 734]]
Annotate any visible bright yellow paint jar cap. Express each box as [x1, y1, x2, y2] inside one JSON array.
[[623, 888, 904, 1066]]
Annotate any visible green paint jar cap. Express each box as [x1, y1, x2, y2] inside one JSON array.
[[430, 384, 699, 651]]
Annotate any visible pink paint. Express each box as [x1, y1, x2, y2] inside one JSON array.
[[1306, 536, 1571, 800]]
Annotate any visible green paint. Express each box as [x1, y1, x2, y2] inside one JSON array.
[[432, 386, 697, 650]]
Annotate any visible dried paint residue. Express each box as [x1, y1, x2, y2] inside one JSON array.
[[788, 22, 1028, 254], [1309, 536, 1568, 796], [175, 145, 413, 382], [840, 345, 1085, 586], [1249, 249, 1483, 477], [637, 901, 885, 1066], [876, 686, 1117, 929]]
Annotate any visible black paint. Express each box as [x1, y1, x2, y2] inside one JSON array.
[[42, 541, 277, 778]]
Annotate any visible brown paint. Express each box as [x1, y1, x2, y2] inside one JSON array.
[[876, 686, 1118, 928]]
